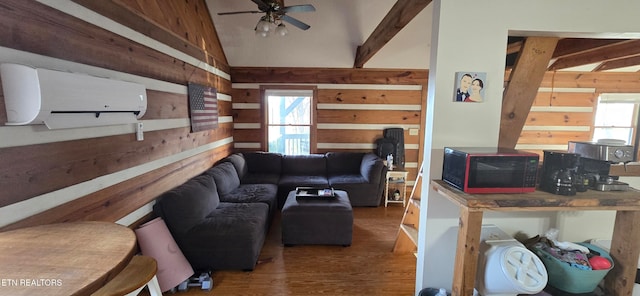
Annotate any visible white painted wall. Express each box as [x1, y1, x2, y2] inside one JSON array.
[[416, 0, 640, 293]]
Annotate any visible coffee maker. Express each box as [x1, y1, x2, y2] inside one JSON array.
[[539, 150, 581, 196], [568, 141, 634, 191]]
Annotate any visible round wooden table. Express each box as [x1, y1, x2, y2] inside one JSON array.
[[0, 221, 136, 296]]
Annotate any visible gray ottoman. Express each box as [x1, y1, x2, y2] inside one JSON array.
[[281, 190, 353, 246]]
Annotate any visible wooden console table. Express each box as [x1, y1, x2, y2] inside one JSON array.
[[0, 221, 136, 296], [431, 180, 640, 296]]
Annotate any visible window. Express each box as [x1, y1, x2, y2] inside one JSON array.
[[265, 89, 313, 155], [592, 94, 638, 144]]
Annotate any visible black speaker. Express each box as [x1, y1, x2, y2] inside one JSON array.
[[375, 137, 397, 160], [383, 128, 405, 168]]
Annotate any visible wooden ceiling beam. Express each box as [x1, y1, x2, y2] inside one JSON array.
[[499, 37, 559, 149], [593, 54, 640, 71], [353, 0, 432, 68], [506, 41, 523, 55], [549, 39, 640, 70], [552, 38, 625, 58]]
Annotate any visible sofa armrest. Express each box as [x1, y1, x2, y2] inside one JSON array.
[[360, 153, 386, 184]]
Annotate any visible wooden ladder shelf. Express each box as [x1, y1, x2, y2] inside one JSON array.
[[392, 162, 422, 254]]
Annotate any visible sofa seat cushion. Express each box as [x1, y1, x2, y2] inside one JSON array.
[[206, 162, 241, 196], [219, 183, 278, 216], [278, 175, 329, 187], [154, 175, 219, 235], [175, 202, 269, 271], [277, 175, 330, 208], [328, 174, 379, 206], [328, 174, 367, 185]]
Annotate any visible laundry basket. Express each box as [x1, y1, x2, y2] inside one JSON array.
[[533, 242, 613, 294]]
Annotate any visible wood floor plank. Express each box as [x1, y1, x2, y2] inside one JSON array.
[[148, 206, 416, 295]]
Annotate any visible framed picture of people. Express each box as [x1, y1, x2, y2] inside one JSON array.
[[453, 72, 487, 103]]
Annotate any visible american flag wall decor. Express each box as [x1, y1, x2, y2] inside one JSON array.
[[187, 82, 219, 132]]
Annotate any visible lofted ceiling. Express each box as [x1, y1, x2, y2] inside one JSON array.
[[507, 37, 640, 72], [206, 0, 640, 72], [206, 0, 433, 69]]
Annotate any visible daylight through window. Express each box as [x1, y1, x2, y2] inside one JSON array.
[[592, 94, 638, 144], [266, 89, 312, 155]]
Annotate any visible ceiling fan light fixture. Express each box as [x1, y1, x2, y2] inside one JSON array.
[[255, 29, 269, 37], [275, 23, 288, 36], [221, 2, 315, 36], [256, 16, 271, 33]]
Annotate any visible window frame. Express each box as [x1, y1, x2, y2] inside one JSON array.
[[260, 85, 318, 154], [592, 95, 639, 146]]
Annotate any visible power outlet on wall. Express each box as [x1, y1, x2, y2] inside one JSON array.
[[409, 128, 419, 136]]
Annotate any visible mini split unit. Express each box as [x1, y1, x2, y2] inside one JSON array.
[[0, 63, 147, 129]]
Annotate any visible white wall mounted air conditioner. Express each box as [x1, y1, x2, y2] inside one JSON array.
[[1, 63, 147, 129]]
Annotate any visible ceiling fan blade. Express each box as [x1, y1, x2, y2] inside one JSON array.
[[250, 0, 271, 12], [282, 4, 316, 13], [218, 10, 262, 15], [281, 14, 310, 30]]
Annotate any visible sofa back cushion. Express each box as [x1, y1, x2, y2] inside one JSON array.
[[243, 152, 282, 175], [154, 175, 219, 234], [282, 154, 326, 176], [206, 162, 240, 196], [222, 153, 248, 180], [326, 152, 364, 175]]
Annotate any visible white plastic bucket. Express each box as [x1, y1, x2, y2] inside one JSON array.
[[476, 225, 548, 296]]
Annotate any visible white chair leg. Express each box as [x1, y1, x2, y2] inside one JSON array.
[[146, 275, 163, 296], [123, 275, 162, 296], [124, 286, 145, 296]]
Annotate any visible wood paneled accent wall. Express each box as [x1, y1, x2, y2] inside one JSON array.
[[515, 71, 640, 157], [0, 0, 232, 231], [230, 67, 429, 193]]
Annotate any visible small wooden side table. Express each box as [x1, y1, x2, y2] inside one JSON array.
[[385, 170, 408, 207]]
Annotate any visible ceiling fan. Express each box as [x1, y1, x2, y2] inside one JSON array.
[[218, 0, 315, 37]]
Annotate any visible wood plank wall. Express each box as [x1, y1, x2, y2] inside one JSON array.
[[514, 71, 640, 158], [230, 67, 429, 196], [1, 1, 638, 230], [0, 0, 232, 231]]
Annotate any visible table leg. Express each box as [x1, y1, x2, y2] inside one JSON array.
[[604, 210, 640, 295], [451, 207, 483, 296]]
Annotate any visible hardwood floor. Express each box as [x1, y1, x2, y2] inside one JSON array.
[[162, 205, 417, 296]]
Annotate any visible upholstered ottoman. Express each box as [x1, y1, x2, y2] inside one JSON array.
[[281, 190, 353, 246]]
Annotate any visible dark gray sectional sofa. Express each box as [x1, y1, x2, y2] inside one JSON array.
[[232, 151, 388, 207], [153, 151, 386, 272]]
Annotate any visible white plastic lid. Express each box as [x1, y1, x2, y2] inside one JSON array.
[[500, 246, 548, 293]]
